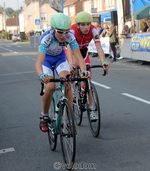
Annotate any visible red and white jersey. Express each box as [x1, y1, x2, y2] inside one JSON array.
[[70, 24, 100, 49]]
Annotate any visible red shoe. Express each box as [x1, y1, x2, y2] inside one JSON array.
[[39, 116, 48, 132]]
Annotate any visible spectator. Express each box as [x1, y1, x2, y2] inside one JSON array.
[[100, 23, 109, 37], [108, 23, 117, 62], [142, 22, 149, 32], [94, 21, 103, 36]]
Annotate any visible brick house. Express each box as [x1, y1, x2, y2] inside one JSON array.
[[64, 0, 117, 24]]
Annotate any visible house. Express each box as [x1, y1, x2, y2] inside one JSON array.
[[6, 17, 19, 34], [0, 10, 6, 31], [64, 0, 117, 23], [19, 1, 57, 34]]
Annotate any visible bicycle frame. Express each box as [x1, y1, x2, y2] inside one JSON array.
[[53, 83, 68, 135]]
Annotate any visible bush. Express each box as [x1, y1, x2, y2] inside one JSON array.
[[20, 32, 26, 40]]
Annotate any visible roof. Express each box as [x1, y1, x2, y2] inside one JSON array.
[[64, 0, 77, 6], [6, 18, 19, 27]]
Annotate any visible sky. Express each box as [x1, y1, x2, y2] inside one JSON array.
[[0, 0, 24, 10]]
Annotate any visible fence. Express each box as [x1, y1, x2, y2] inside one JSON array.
[[30, 35, 40, 47]]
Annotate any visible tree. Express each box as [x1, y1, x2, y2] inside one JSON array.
[[5, 8, 15, 16]]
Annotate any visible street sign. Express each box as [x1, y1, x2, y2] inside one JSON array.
[[35, 19, 41, 25]]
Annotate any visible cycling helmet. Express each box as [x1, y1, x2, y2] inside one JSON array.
[[50, 13, 71, 30], [75, 11, 92, 23]]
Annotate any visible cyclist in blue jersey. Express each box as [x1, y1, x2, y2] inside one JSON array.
[[35, 13, 89, 132]]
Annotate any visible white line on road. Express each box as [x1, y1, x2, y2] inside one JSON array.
[[91, 81, 111, 89], [122, 93, 150, 105], [0, 148, 15, 154], [0, 71, 35, 77]]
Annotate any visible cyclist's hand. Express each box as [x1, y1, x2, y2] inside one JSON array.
[[80, 70, 90, 78], [39, 73, 50, 84], [102, 63, 110, 72], [70, 64, 77, 76]]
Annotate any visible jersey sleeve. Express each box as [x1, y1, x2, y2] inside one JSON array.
[[92, 27, 100, 44], [38, 44, 47, 54], [38, 32, 50, 54]]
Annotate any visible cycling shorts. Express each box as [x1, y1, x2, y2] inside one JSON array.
[[42, 51, 70, 77]]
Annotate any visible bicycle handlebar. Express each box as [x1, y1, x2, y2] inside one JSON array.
[[40, 75, 87, 96], [73, 64, 108, 76]]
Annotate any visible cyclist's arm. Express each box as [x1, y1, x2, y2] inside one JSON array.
[[95, 42, 110, 71], [35, 52, 45, 76], [95, 42, 106, 64], [35, 44, 46, 76], [68, 38, 86, 73], [72, 48, 86, 73], [66, 44, 74, 66]]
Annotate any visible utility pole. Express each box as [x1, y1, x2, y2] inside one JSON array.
[[116, 0, 124, 35], [130, 0, 134, 33], [3, 1, 6, 31], [17, 0, 20, 34]]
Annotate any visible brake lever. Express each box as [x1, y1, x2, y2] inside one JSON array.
[[40, 83, 44, 96], [102, 64, 108, 76]]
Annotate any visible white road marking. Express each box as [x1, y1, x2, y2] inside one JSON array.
[[0, 148, 15, 154], [122, 93, 150, 105], [92, 81, 111, 89], [0, 71, 35, 77]]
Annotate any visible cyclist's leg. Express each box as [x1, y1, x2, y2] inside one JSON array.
[[40, 56, 56, 132], [55, 53, 73, 108], [84, 53, 98, 120]]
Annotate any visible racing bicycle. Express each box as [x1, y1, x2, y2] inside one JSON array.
[[40, 69, 87, 170], [72, 64, 107, 138]]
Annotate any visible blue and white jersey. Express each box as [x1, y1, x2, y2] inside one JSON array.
[[38, 28, 79, 56]]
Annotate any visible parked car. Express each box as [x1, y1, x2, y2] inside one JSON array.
[[12, 34, 21, 42]]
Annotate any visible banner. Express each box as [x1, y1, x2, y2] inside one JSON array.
[[88, 37, 110, 54], [131, 33, 150, 52]]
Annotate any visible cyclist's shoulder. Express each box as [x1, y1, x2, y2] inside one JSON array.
[[40, 29, 54, 45], [66, 30, 76, 43]]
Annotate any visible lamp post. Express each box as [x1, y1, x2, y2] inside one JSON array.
[[17, 0, 20, 34], [130, 0, 134, 33], [3, 1, 6, 31]]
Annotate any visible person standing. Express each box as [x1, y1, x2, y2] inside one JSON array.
[[108, 23, 117, 62]]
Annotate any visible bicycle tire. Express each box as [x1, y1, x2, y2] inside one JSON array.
[[73, 82, 83, 126], [86, 83, 101, 137], [60, 99, 76, 170], [48, 97, 57, 151]]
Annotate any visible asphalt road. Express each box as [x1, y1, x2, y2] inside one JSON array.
[[0, 40, 150, 171]]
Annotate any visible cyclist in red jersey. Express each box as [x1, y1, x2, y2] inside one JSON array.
[[67, 11, 110, 121]]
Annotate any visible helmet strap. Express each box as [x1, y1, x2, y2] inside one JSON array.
[[78, 28, 86, 36]]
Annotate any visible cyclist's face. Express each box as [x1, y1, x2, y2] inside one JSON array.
[[54, 29, 69, 42], [78, 23, 91, 35]]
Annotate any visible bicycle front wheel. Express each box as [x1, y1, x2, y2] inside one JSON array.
[[60, 99, 76, 170], [48, 97, 57, 151], [73, 82, 83, 126], [86, 83, 101, 137]]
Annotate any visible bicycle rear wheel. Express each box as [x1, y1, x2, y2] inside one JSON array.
[[73, 82, 83, 126], [86, 83, 101, 137], [60, 99, 76, 170], [48, 97, 57, 151]]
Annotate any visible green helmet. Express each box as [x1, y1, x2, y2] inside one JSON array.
[[75, 11, 92, 23], [50, 13, 71, 30]]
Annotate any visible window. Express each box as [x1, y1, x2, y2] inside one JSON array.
[[40, 13, 46, 21], [69, 5, 75, 17], [83, 1, 91, 13]]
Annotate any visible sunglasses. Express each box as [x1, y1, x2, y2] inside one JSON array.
[[55, 29, 69, 35]]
